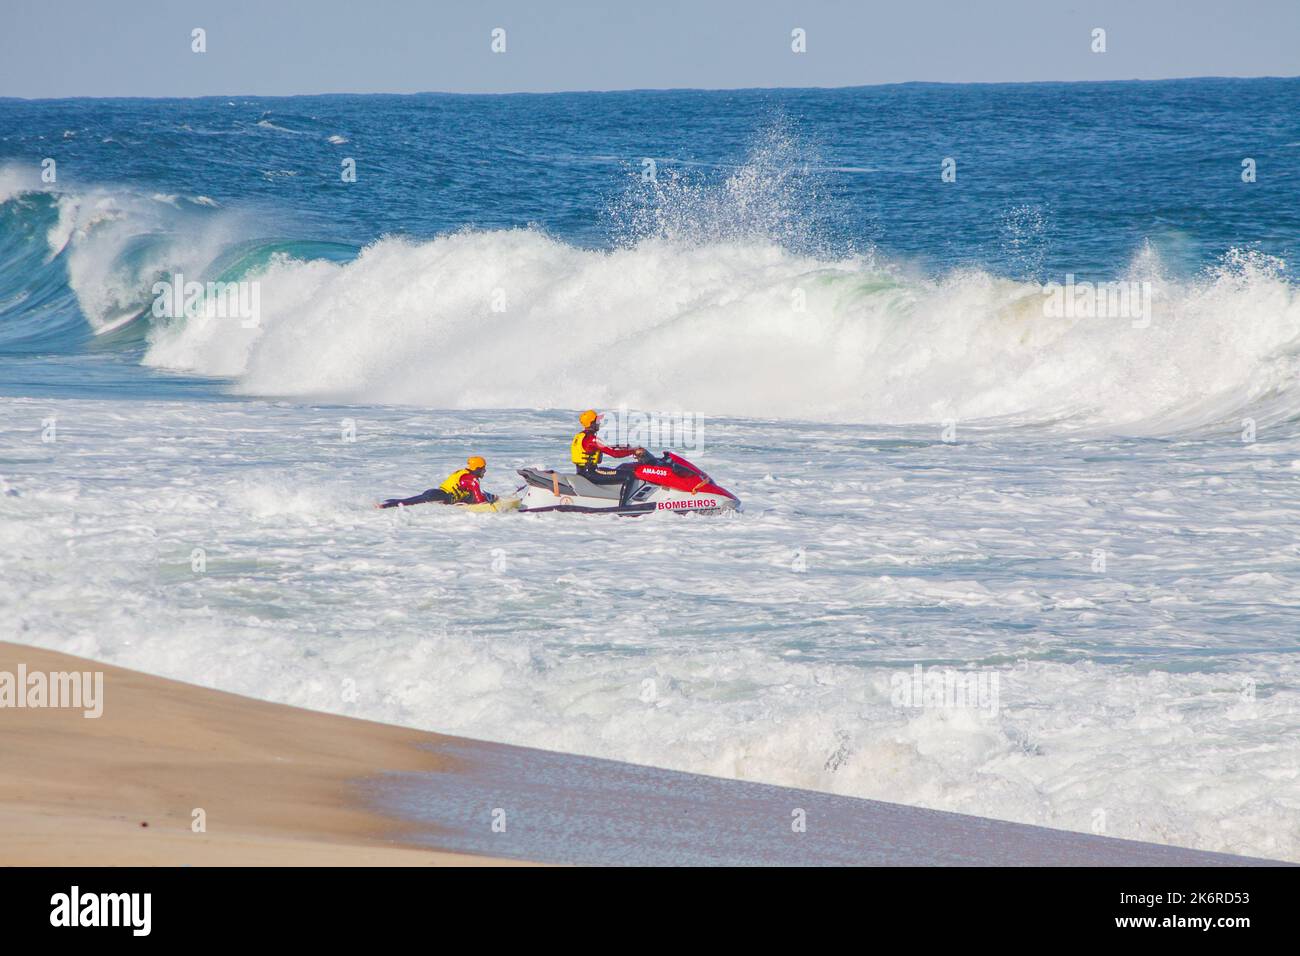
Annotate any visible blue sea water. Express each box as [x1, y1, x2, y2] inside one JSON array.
[[1, 78, 1298, 382], [2, 79, 1300, 861]]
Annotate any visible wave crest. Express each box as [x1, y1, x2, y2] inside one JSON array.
[[142, 227, 1300, 431]]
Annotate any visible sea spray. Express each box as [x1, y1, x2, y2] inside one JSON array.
[[141, 231, 1300, 432]]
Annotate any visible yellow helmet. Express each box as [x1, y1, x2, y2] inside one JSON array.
[[579, 409, 600, 428], [466, 456, 486, 470]]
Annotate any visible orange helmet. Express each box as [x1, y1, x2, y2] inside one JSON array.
[[466, 456, 486, 470], [579, 409, 601, 428]]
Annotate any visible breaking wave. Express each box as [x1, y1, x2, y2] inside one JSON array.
[[2, 160, 1298, 433], [143, 231, 1299, 432]]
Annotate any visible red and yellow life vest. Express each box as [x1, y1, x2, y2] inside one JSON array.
[[438, 468, 473, 501], [571, 430, 601, 468]]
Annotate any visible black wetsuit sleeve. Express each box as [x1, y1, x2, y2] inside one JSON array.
[[378, 488, 448, 508]]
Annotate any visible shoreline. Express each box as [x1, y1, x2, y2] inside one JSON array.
[[0, 641, 1286, 866], [0, 641, 511, 866]]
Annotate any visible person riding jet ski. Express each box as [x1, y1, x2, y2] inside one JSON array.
[[376, 455, 497, 509], [570, 409, 645, 487], [515, 444, 739, 514]]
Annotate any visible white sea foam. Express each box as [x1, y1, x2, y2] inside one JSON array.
[[0, 171, 252, 332], [141, 228, 1300, 433], [1, 399, 1296, 861], [8, 163, 1297, 435]]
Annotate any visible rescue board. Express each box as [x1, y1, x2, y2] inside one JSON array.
[[460, 496, 521, 513]]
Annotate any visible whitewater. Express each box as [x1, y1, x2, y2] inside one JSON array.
[[4, 399, 1298, 860], [2, 82, 1299, 861], [8, 165, 1300, 430], [142, 230, 1300, 431]]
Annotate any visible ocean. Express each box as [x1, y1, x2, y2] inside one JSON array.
[[2, 78, 1298, 860]]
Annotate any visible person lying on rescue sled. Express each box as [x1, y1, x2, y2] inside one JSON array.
[[376, 456, 497, 509]]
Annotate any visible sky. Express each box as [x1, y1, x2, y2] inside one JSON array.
[[1, 0, 1297, 99]]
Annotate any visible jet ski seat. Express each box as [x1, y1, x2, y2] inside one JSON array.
[[517, 467, 622, 500]]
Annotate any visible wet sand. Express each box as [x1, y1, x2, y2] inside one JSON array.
[[1, 641, 1283, 866]]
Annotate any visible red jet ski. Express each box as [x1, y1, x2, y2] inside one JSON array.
[[517, 451, 740, 515]]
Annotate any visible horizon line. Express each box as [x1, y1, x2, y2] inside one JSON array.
[[3, 72, 1298, 104]]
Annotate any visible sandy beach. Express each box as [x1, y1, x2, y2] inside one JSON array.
[[0, 641, 508, 866], [1, 641, 1283, 867]]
